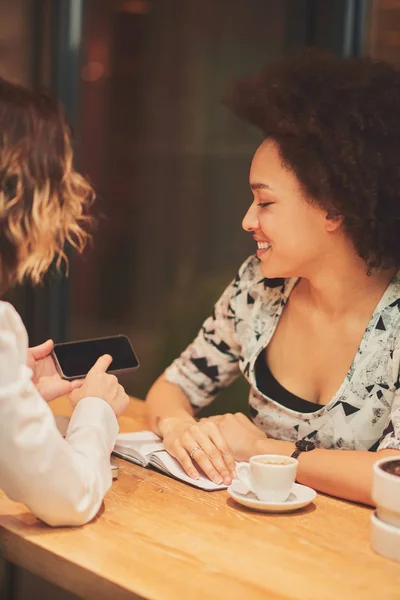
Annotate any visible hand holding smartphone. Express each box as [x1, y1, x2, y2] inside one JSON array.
[[52, 335, 139, 380], [68, 353, 131, 418]]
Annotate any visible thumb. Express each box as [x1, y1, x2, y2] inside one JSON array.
[[30, 339, 54, 360], [70, 379, 84, 391], [88, 354, 113, 375]]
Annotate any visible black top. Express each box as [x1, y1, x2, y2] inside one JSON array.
[[255, 350, 322, 414]]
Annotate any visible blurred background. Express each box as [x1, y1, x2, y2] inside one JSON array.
[[0, 0, 398, 415]]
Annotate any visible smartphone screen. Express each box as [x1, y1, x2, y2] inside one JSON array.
[[53, 335, 139, 379]]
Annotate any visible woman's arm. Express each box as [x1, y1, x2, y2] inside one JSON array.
[[266, 385, 400, 505], [0, 304, 121, 526], [256, 438, 399, 505], [206, 412, 400, 505], [145, 257, 259, 484], [146, 375, 235, 484], [0, 371, 118, 526], [146, 375, 196, 436]]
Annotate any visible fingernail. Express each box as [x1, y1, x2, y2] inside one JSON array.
[[223, 477, 231, 485], [190, 471, 200, 480], [215, 477, 223, 485]]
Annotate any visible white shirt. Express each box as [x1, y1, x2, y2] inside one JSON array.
[[0, 301, 119, 526]]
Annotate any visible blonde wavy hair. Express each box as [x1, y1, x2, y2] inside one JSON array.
[[0, 77, 94, 289]]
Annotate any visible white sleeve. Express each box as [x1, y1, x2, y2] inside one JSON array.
[[0, 302, 119, 527]]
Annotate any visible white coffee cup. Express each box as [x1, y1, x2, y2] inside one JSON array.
[[236, 454, 298, 502], [372, 457, 400, 528]]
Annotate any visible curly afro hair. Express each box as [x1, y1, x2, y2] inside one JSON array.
[[224, 50, 400, 271]]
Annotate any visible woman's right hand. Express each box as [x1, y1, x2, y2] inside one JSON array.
[[159, 417, 236, 485], [70, 354, 129, 418]]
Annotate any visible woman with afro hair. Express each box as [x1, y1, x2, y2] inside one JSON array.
[[146, 50, 400, 505]]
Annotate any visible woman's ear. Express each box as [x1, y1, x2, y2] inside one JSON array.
[[325, 210, 343, 232]]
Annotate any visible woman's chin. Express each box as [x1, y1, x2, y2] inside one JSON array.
[[259, 261, 280, 279], [259, 259, 289, 280]]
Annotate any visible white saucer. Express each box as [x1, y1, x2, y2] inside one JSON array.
[[227, 481, 317, 512]]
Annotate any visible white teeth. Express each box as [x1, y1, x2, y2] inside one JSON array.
[[257, 242, 271, 250]]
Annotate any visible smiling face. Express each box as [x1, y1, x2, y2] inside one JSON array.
[[242, 139, 338, 279]]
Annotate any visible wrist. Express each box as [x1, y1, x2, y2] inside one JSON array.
[[157, 414, 195, 437], [254, 437, 295, 457]]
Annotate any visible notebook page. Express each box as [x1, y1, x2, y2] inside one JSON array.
[[150, 451, 227, 491], [112, 448, 148, 467], [115, 431, 164, 457]]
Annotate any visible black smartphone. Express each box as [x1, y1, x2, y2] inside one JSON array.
[[52, 335, 140, 380]]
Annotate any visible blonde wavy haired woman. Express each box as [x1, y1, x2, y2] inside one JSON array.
[[0, 77, 129, 526]]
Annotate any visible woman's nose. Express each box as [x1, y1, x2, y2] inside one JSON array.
[[242, 204, 258, 232]]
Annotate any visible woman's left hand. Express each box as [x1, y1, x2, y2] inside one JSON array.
[[201, 413, 266, 462], [27, 339, 83, 402]]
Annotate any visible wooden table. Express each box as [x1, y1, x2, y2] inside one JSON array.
[[1, 397, 400, 600]]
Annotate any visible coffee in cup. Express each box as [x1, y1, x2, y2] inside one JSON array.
[[379, 459, 400, 477], [252, 456, 294, 466]]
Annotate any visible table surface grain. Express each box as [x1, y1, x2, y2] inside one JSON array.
[[1, 397, 400, 600]]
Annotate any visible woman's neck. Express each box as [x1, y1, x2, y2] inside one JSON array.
[[296, 253, 398, 318]]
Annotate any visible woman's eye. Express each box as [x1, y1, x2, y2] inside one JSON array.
[[257, 202, 274, 208]]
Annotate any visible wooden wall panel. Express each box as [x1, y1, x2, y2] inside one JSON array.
[[367, 0, 400, 63]]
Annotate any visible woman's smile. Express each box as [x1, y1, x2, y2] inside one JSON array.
[[256, 240, 271, 258]]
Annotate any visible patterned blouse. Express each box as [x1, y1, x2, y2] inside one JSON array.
[[164, 255, 400, 452]]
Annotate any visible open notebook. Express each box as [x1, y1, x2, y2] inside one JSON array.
[[113, 431, 227, 491]]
